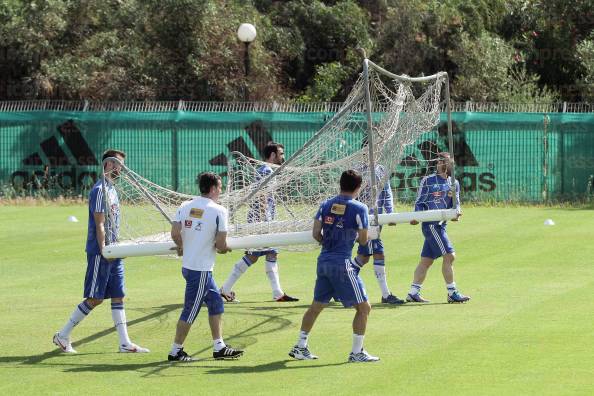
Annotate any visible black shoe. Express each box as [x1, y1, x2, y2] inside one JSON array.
[[381, 294, 406, 305], [168, 348, 193, 362], [275, 294, 299, 302], [213, 346, 244, 360]]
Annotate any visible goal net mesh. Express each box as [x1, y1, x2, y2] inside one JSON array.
[[104, 61, 449, 252], [222, 63, 447, 243]]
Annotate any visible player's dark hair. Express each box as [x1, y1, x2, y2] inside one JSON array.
[[198, 172, 221, 194], [102, 149, 126, 163], [263, 142, 284, 160], [340, 169, 362, 192]]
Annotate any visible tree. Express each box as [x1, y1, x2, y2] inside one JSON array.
[[266, 0, 372, 96], [576, 33, 594, 101], [498, 0, 594, 100], [449, 32, 514, 101]]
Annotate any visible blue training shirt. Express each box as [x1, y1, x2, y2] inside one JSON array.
[[356, 164, 394, 215], [86, 179, 120, 254], [414, 173, 461, 224], [315, 195, 369, 261], [247, 164, 275, 222]]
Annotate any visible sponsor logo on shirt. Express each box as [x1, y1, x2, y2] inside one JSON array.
[[184, 220, 192, 228], [330, 204, 346, 215], [190, 208, 204, 218], [324, 215, 334, 225]]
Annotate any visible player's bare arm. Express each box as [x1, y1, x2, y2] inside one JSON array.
[[93, 212, 107, 256], [357, 228, 368, 246], [171, 221, 183, 256], [215, 231, 231, 254], [312, 219, 323, 243]]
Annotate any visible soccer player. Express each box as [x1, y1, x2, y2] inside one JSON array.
[[289, 170, 379, 363], [167, 172, 243, 361], [53, 149, 149, 353], [356, 163, 405, 305], [406, 152, 470, 304], [220, 141, 298, 302]]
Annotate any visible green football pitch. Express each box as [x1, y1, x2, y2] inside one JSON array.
[[1, 205, 593, 395]]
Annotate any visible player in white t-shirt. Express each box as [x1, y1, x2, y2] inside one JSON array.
[[167, 172, 244, 361]]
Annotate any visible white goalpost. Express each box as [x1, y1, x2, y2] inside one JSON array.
[[102, 58, 458, 259]]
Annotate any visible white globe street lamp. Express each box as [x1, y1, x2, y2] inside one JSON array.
[[237, 23, 256, 101], [237, 23, 257, 43]]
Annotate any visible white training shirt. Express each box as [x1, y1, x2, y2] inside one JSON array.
[[175, 196, 228, 271]]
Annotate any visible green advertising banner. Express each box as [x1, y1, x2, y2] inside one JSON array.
[[1, 111, 593, 201]]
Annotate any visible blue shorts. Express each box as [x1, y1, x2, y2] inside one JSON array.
[[421, 223, 454, 259], [245, 249, 278, 257], [357, 238, 384, 256], [179, 268, 224, 324], [84, 254, 125, 299], [314, 258, 368, 308]]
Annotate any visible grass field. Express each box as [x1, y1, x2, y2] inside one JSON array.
[[1, 205, 594, 395]]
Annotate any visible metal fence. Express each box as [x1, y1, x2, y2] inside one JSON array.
[[0, 100, 593, 113]]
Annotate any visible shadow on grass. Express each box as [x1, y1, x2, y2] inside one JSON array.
[[1, 304, 298, 378], [200, 359, 349, 374], [47, 358, 348, 376], [0, 304, 181, 366]]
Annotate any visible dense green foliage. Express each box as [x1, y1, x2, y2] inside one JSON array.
[[0, 0, 592, 101]]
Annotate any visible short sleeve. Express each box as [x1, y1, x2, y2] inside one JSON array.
[[175, 206, 183, 222], [355, 204, 369, 229], [90, 187, 105, 213], [256, 165, 273, 182], [217, 207, 229, 232]]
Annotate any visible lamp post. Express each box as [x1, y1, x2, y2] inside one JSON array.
[[237, 23, 256, 101]]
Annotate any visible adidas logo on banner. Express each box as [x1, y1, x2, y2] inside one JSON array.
[[10, 120, 100, 191], [208, 120, 274, 178], [393, 120, 495, 193]]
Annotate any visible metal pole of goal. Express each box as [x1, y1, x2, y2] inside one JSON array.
[[444, 74, 458, 210], [363, 58, 380, 226]]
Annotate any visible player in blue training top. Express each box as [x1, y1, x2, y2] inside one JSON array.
[[406, 152, 470, 304], [289, 170, 380, 363], [220, 142, 298, 302], [53, 149, 149, 354], [355, 163, 406, 305]]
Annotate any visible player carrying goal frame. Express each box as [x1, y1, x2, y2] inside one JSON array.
[[406, 152, 470, 304], [219, 142, 299, 303], [101, 58, 461, 265]]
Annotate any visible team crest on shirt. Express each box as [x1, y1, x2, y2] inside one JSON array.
[[330, 204, 346, 215], [184, 220, 192, 228], [194, 222, 202, 231], [324, 216, 334, 225], [190, 208, 204, 218], [336, 219, 344, 228], [447, 191, 453, 197]]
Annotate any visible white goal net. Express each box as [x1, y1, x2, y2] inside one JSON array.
[[102, 59, 457, 258]]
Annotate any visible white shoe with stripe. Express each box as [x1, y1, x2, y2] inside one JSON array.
[[119, 343, 150, 353], [53, 332, 77, 353], [348, 349, 380, 363], [289, 345, 318, 360]]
